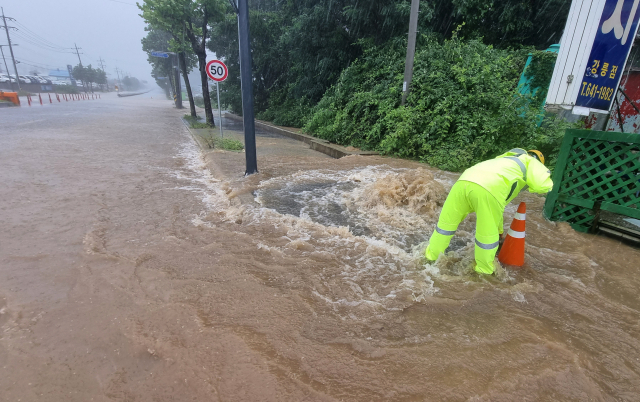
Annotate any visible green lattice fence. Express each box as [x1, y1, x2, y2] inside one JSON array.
[[544, 129, 640, 232]]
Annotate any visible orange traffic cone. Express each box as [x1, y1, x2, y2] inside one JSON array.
[[498, 202, 526, 267]]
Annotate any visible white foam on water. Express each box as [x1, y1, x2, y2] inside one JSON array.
[[173, 144, 540, 311]]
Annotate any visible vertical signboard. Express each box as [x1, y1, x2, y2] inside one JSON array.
[[575, 0, 640, 112], [67, 64, 77, 86]]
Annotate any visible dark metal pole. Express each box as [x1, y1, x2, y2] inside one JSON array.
[[401, 0, 420, 105], [237, 0, 258, 175]]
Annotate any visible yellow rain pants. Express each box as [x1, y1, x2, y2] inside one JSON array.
[[425, 180, 503, 274]]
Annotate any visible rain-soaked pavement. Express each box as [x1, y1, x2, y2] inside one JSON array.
[[2, 92, 640, 401]]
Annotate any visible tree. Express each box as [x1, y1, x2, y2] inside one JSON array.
[[208, 0, 434, 126], [84, 65, 97, 92], [139, 0, 226, 126], [141, 25, 199, 117], [122, 76, 142, 91], [96, 69, 108, 91], [72, 64, 87, 91]]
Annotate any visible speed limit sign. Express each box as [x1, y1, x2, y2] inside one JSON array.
[[206, 60, 228, 82]]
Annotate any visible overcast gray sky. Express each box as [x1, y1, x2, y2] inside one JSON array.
[[1, 0, 151, 80]]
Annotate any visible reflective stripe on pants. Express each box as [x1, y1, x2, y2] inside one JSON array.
[[425, 181, 503, 274]]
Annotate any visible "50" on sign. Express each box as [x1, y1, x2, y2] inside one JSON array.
[[206, 60, 228, 82]]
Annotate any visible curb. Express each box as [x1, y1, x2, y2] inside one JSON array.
[[181, 117, 209, 151], [224, 113, 378, 159]]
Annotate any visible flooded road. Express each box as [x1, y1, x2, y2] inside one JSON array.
[[1, 93, 640, 401]]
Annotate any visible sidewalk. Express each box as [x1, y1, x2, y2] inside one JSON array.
[[224, 113, 379, 158]]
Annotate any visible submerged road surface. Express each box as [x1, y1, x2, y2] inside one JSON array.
[[2, 93, 640, 401]]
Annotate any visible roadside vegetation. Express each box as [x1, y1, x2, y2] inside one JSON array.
[[184, 114, 244, 150], [51, 85, 80, 94], [183, 114, 211, 129], [142, 0, 575, 171], [305, 34, 572, 171]]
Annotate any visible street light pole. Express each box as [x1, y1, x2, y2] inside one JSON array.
[[2, 7, 20, 91], [236, 0, 258, 175]]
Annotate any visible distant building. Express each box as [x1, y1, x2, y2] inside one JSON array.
[[47, 69, 72, 84]]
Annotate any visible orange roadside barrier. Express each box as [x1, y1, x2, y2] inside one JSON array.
[[0, 91, 20, 106], [48, 93, 52, 103], [38, 93, 43, 105], [498, 202, 526, 267]]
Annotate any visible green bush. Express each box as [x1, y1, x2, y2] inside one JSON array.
[[197, 132, 244, 151], [53, 85, 80, 94], [216, 138, 244, 151], [257, 88, 313, 128], [183, 115, 213, 129], [304, 34, 575, 172], [191, 122, 213, 129]]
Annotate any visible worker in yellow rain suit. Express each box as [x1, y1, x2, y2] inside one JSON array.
[[425, 149, 553, 274]]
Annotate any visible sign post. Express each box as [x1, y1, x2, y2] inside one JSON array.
[[206, 59, 228, 139]]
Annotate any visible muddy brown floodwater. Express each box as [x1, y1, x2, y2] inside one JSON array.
[[1, 94, 640, 401]]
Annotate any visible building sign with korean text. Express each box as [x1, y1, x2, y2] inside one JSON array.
[[575, 0, 640, 112]]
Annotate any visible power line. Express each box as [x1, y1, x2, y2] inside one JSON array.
[[12, 20, 73, 50], [12, 32, 74, 52], [15, 56, 59, 69], [17, 60, 54, 71], [11, 32, 76, 54]]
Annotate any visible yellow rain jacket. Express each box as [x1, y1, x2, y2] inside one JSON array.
[[425, 149, 553, 274]]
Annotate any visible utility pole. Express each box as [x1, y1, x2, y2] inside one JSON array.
[[235, 0, 258, 175], [97, 57, 108, 91], [73, 43, 87, 91], [2, 7, 20, 91], [401, 0, 420, 105], [115, 67, 121, 90], [74, 43, 83, 66]]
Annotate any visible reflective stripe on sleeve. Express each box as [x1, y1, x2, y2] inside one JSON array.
[[509, 148, 527, 155], [475, 239, 499, 250], [505, 156, 527, 181], [508, 228, 526, 238], [435, 225, 456, 236]]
